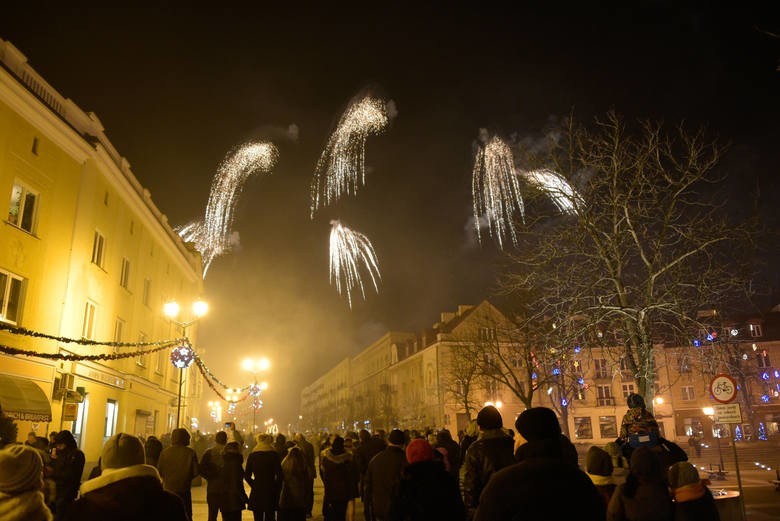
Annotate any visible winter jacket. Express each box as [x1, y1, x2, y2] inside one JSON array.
[[245, 446, 282, 511], [387, 460, 465, 521], [672, 483, 720, 521], [297, 437, 316, 479], [460, 428, 514, 510], [321, 449, 358, 502], [157, 444, 199, 494], [0, 490, 53, 521], [355, 436, 386, 478], [365, 445, 407, 519], [619, 407, 660, 440], [473, 437, 605, 521], [62, 464, 186, 521], [279, 455, 309, 509], [436, 434, 461, 477], [221, 451, 247, 512], [51, 447, 85, 504], [199, 444, 226, 499], [607, 479, 673, 521]]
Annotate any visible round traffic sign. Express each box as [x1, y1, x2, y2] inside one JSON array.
[[709, 374, 737, 404]]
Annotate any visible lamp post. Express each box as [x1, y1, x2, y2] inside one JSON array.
[[242, 357, 270, 436], [164, 299, 208, 428], [703, 406, 726, 476]]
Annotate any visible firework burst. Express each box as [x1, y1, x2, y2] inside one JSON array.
[[472, 132, 525, 249], [520, 168, 582, 214], [310, 93, 394, 217], [178, 141, 278, 275], [329, 220, 381, 308]]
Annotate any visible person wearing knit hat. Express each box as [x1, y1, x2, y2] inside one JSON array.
[[585, 446, 616, 508], [62, 433, 186, 521], [514, 407, 561, 441], [157, 428, 199, 520], [668, 462, 719, 521], [607, 447, 673, 521], [0, 444, 52, 521], [50, 430, 84, 521], [387, 438, 465, 521], [461, 406, 515, 517]]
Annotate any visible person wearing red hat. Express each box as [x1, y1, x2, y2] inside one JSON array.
[[386, 439, 464, 521]]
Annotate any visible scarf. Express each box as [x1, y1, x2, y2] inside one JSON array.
[[673, 481, 706, 503], [0, 490, 53, 521]]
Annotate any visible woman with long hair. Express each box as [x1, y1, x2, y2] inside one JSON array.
[[279, 446, 309, 521]]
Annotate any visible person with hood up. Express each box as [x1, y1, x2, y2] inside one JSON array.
[[320, 436, 358, 521], [0, 444, 52, 521], [461, 405, 515, 517], [144, 436, 163, 468], [245, 433, 282, 521], [294, 433, 316, 518], [221, 441, 248, 521], [586, 446, 617, 509], [474, 407, 604, 521], [435, 429, 461, 478], [50, 430, 84, 520], [63, 433, 186, 521], [365, 429, 407, 521], [278, 445, 309, 521], [386, 438, 464, 521], [668, 462, 720, 521], [199, 431, 227, 521], [157, 428, 199, 520], [607, 446, 673, 521]]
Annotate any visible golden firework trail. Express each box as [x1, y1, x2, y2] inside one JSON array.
[[310, 93, 393, 217], [520, 168, 582, 214], [329, 220, 381, 308], [178, 141, 278, 276]]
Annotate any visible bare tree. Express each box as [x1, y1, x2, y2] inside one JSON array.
[[501, 111, 756, 413], [441, 342, 483, 421]]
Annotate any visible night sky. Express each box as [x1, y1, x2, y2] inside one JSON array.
[[2, 5, 778, 426]]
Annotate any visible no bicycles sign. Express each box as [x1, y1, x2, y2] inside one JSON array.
[[710, 373, 737, 404]]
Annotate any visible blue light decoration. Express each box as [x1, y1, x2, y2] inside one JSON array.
[[531, 372, 537, 380], [734, 425, 743, 441], [574, 345, 581, 354], [578, 377, 585, 386], [552, 368, 561, 376], [774, 370, 780, 379], [706, 333, 714, 341], [561, 398, 569, 407], [761, 394, 770, 403], [758, 422, 767, 441], [762, 372, 770, 381], [693, 339, 702, 347]]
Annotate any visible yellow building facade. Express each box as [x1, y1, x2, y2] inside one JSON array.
[[0, 39, 204, 466]]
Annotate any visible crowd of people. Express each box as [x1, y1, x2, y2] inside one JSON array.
[[0, 394, 723, 521]]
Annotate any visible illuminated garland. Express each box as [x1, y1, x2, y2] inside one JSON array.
[[193, 353, 250, 392], [194, 360, 249, 402], [0, 340, 179, 361], [0, 322, 185, 348]]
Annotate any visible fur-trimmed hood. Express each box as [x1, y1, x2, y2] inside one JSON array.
[[323, 449, 353, 464], [80, 464, 161, 495], [0, 490, 52, 521]]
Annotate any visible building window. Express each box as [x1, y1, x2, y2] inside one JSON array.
[[137, 332, 148, 367], [594, 358, 608, 379], [120, 258, 131, 289], [113, 318, 125, 353], [82, 301, 97, 340], [72, 395, 89, 449], [575, 387, 586, 401], [749, 324, 763, 338], [599, 416, 618, 438], [678, 355, 691, 373], [129, 220, 134, 235], [757, 351, 771, 368], [104, 191, 109, 206], [0, 269, 24, 324], [154, 349, 164, 375], [8, 182, 38, 233], [683, 417, 703, 437], [143, 278, 151, 307], [91, 231, 106, 268], [479, 327, 497, 341], [622, 383, 635, 398], [681, 385, 695, 401], [574, 417, 593, 439], [596, 385, 614, 406], [31, 137, 39, 155], [104, 399, 118, 439]]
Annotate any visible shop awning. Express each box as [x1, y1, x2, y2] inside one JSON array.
[[0, 374, 52, 422]]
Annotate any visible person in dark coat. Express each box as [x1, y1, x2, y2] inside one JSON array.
[[607, 446, 673, 521], [157, 428, 199, 520], [474, 407, 604, 521], [668, 462, 720, 521], [586, 446, 617, 509], [221, 442, 248, 521], [200, 431, 227, 521], [387, 438, 464, 521], [245, 433, 282, 521], [279, 446, 309, 521], [320, 436, 358, 521], [435, 429, 460, 479], [63, 433, 186, 521], [459, 420, 479, 462], [275, 433, 288, 459], [354, 429, 386, 521], [50, 430, 85, 521], [461, 406, 514, 517], [294, 433, 316, 517], [365, 429, 407, 521], [145, 436, 163, 468]]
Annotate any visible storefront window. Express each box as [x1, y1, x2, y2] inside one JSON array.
[[599, 416, 618, 438], [574, 417, 592, 439]]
